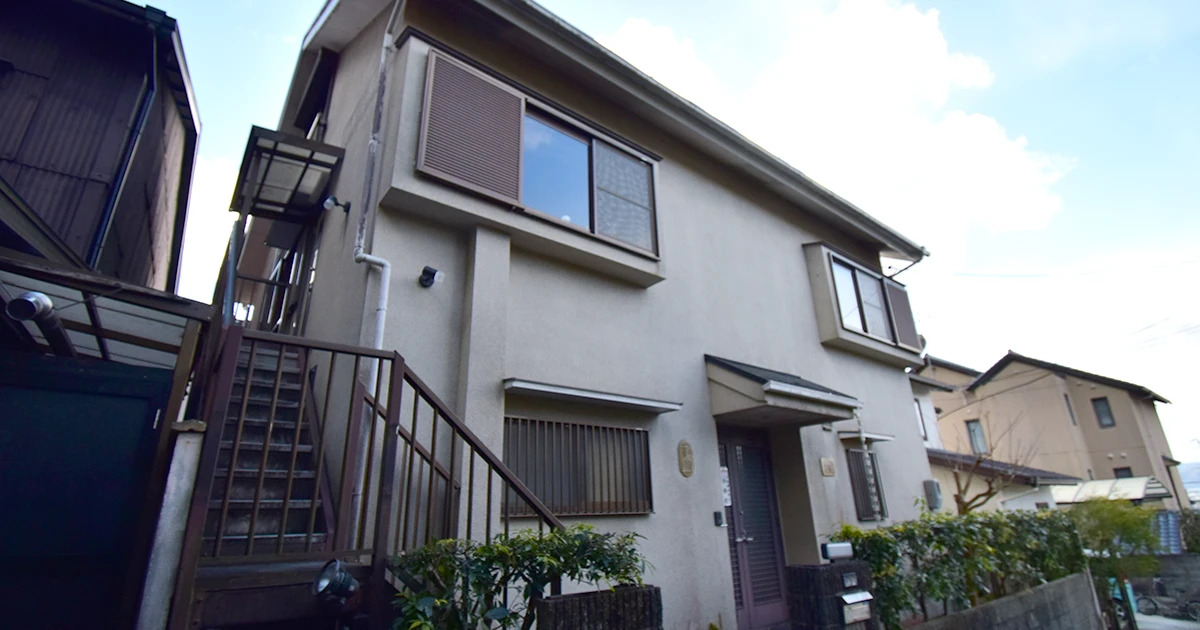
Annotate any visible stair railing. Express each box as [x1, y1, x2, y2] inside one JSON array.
[[171, 324, 561, 627]]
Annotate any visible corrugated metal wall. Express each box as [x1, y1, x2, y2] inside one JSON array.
[[0, 2, 149, 260]]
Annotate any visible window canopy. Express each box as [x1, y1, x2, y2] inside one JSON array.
[[230, 126, 344, 224]]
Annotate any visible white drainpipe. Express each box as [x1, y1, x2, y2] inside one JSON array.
[[348, 0, 405, 544]]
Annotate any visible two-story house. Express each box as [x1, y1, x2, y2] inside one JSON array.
[[0, 2, 204, 628], [192, 0, 942, 627], [921, 352, 1189, 512], [0, 0, 198, 291]]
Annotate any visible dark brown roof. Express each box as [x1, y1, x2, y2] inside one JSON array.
[[927, 448, 1080, 486], [704, 355, 854, 400], [968, 351, 1169, 404], [909, 372, 955, 392]]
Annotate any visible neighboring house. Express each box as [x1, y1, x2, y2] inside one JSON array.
[[0, 0, 198, 291], [926, 447, 1080, 513], [0, 4, 203, 628], [920, 352, 1189, 511], [172, 0, 942, 628]]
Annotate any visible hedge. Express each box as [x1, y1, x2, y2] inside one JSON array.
[[832, 509, 1085, 629]]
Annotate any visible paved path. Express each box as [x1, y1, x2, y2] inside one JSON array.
[[1138, 613, 1200, 629]]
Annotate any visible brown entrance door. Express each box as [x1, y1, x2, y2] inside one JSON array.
[[719, 428, 790, 629]]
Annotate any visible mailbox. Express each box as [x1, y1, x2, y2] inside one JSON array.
[[841, 591, 873, 624]]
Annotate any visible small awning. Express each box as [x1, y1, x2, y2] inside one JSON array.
[[838, 431, 895, 443], [1051, 476, 1174, 505], [0, 256, 209, 370], [705, 355, 859, 428], [231, 126, 344, 224], [503, 378, 682, 414]]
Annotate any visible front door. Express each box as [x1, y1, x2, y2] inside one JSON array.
[[719, 428, 790, 629]]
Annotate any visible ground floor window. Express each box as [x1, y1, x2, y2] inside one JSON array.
[[846, 448, 887, 521], [503, 417, 652, 516]]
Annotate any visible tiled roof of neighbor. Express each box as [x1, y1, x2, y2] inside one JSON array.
[[704, 355, 854, 400], [909, 372, 955, 392], [969, 351, 1169, 403], [926, 448, 1080, 486]]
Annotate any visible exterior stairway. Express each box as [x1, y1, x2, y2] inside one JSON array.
[[201, 340, 329, 556]]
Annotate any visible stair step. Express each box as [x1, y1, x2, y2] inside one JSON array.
[[231, 394, 301, 407], [201, 532, 328, 543], [208, 498, 318, 510], [232, 377, 304, 391], [224, 417, 302, 430], [214, 468, 317, 479], [220, 440, 314, 453]]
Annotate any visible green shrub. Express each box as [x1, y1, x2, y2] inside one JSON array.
[[389, 524, 647, 630], [833, 509, 1085, 629], [1181, 509, 1200, 553]]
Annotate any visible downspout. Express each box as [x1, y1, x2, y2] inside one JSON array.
[[349, 0, 405, 542], [88, 29, 158, 268]]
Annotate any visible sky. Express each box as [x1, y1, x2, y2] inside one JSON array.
[[161, 0, 1200, 461]]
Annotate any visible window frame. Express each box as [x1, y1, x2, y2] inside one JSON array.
[[846, 448, 888, 522], [416, 49, 662, 260], [914, 398, 927, 440], [965, 419, 988, 455], [1092, 396, 1116, 428], [827, 251, 920, 352], [1113, 467, 1133, 479], [502, 416, 653, 517], [519, 99, 660, 258]]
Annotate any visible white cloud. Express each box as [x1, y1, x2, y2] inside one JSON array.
[[177, 156, 237, 303], [596, 0, 1200, 461]]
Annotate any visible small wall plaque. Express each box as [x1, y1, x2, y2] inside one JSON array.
[[820, 457, 836, 477], [678, 440, 694, 477]]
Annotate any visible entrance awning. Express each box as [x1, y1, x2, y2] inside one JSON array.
[[230, 126, 343, 224], [705, 355, 860, 428]]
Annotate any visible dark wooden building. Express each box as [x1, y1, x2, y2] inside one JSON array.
[[0, 0, 198, 291]]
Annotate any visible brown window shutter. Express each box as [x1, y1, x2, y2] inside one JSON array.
[[418, 51, 523, 205], [884, 279, 920, 351]]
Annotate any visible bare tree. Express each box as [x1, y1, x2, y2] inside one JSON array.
[[948, 411, 1042, 514]]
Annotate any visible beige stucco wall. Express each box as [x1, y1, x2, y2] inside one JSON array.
[[930, 359, 1187, 511], [937, 364, 1095, 480], [296, 4, 938, 627]]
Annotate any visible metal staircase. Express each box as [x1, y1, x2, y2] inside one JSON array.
[[202, 339, 330, 556]]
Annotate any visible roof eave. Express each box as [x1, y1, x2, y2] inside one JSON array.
[[296, 0, 928, 262]]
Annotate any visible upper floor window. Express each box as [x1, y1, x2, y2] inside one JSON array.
[[419, 50, 658, 255], [1092, 397, 1116, 428], [1114, 467, 1133, 479], [829, 253, 920, 350], [966, 419, 988, 455]]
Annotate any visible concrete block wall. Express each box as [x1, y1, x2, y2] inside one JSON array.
[[914, 572, 1102, 630], [1151, 554, 1200, 599]]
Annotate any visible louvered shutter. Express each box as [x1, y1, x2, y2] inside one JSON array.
[[417, 51, 523, 205], [884, 279, 921, 351]]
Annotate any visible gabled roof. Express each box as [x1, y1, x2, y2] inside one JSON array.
[[926, 448, 1080, 486], [294, 0, 928, 262], [925, 355, 982, 377], [969, 351, 1169, 404]]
